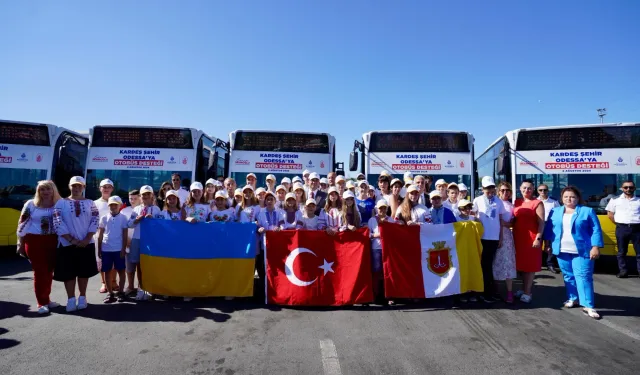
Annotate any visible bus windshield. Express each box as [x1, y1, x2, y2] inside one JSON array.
[[0, 168, 48, 210]]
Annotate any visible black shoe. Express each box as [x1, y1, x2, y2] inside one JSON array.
[[617, 272, 629, 278], [480, 295, 496, 304], [548, 266, 560, 274]]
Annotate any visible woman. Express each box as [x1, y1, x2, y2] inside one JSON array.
[[181, 182, 211, 223], [319, 187, 342, 234], [492, 182, 517, 303], [16, 180, 62, 314], [544, 186, 604, 319], [394, 185, 431, 225], [388, 178, 404, 218], [52, 176, 100, 312], [513, 179, 545, 303], [157, 181, 173, 209], [237, 185, 261, 223]]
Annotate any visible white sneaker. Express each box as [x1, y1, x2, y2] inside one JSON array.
[[563, 299, 577, 308], [135, 289, 145, 301], [66, 297, 77, 312], [514, 290, 524, 299], [520, 294, 532, 303], [37, 305, 50, 315], [184, 297, 193, 302], [48, 301, 60, 309], [77, 296, 87, 310], [583, 308, 601, 319]]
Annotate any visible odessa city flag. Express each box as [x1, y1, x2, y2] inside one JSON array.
[[380, 221, 484, 298], [140, 220, 257, 297], [266, 229, 374, 306]]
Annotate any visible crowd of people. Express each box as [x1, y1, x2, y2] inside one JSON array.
[[16, 168, 619, 321]]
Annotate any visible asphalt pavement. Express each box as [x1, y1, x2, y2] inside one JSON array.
[[1, 257, 639, 375]]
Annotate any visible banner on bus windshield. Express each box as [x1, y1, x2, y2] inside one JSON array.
[[230, 150, 331, 174], [368, 152, 472, 175], [0, 144, 51, 169], [87, 147, 193, 171], [515, 148, 640, 174]]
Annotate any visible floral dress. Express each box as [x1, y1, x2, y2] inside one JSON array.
[[493, 199, 517, 280]]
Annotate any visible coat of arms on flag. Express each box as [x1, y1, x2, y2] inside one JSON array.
[[427, 241, 452, 277]]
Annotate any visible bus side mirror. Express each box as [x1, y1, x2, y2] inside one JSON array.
[[349, 152, 358, 171]]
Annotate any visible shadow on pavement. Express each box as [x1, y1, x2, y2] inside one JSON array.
[[0, 257, 32, 278], [0, 327, 20, 350], [0, 301, 40, 319]]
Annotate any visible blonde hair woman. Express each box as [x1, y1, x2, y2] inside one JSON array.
[[16, 180, 62, 314]]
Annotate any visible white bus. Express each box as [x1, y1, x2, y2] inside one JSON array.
[[0, 120, 89, 246], [228, 130, 336, 185], [350, 130, 476, 197], [85, 125, 228, 202], [476, 122, 640, 258]]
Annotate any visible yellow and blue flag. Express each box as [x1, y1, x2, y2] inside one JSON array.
[[140, 219, 257, 297]]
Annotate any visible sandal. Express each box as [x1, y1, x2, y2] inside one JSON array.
[[99, 283, 108, 293], [563, 300, 577, 308], [583, 308, 601, 320], [117, 293, 126, 302], [103, 294, 116, 304]]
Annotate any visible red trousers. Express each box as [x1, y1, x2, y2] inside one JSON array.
[[24, 234, 58, 306]]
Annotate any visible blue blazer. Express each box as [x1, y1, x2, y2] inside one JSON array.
[[543, 205, 604, 258]]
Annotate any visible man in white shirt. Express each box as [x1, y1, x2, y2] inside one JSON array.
[[606, 181, 640, 278], [171, 173, 189, 206], [537, 184, 561, 274], [472, 176, 507, 303]]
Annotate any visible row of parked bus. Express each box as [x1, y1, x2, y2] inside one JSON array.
[[1, 119, 638, 260]]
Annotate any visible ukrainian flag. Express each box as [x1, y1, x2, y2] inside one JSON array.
[[140, 220, 257, 297]]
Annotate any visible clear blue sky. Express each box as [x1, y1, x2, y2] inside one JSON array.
[[2, 1, 639, 175]]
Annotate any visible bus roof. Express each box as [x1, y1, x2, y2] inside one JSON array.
[[362, 130, 473, 137], [229, 129, 333, 136], [92, 124, 197, 131]]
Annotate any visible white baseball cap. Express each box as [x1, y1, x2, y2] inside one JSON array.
[[234, 188, 243, 197], [303, 170, 311, 176], [435, 179, 447, 187], [406, 185, 419, 194], [320, 177, 328, 185], [482, 176, 496, 188], [404, 177, 414, 185], [292, 176, 303, 183], [342, 190, 355, 200], [266, 174, 276, 182], [309, 172, 320, 180], [305, 198, 317, 206], [281, 177, 291, 184], [107, 196, 123, 205], [256, 187, 267, 195], [140, 185, 154, 194], [328, 186, 338, 195], [346, 180, 355, 189], [380, 170, 391, 177], [242, 184, 254, 192], [447, 182, 459, 189], [246, 173, 257, 179], [336, 175, 346, 183], [458, 183, 468, 191], [390, 178, 403, 187], [458, 199, 472, 208], [357, 180, 368, 187], [205, 178, 217, 186], [276, 185, 287, 193], [285, 192, 296, 201], [429, 190, 442, 199], [368, 184, 376, 191], [376, 199, 389, 208], [190, 182, 204, 191], [293, 183, 305, 191], [165, 190, 179, 199], [100, 178, 114, 188], [69, 176, 86, 186], [264, 190, 276, 200], [403, 171, 414, 179], [214, 180, 223, 187], [215, 191, 227, 199], [356, 173, 365, 179]]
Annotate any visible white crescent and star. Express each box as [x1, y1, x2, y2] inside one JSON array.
[[284, 247, 335, 287]]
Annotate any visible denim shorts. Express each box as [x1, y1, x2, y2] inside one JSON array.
[[101, 251, 126, 272]]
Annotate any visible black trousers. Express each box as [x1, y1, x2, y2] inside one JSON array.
[[615, 224, 640, 273], [480, 239, 499, 296]]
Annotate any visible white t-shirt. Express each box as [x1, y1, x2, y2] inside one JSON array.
[[94, 198, 110, 220], [209, 208, 236, 222], [394, 204, 431, 223], [473, 195, 506, 241], [560, 213, 578, 254], [367, 216, 395, 249], [443, 199, 459, 215], [162, 210, 182, 221], [183, 203, 211, 223], [120, 205, 135, 253], [538, 197, 560, 221], [237, 205, 261, 223], [99, 213, 128, 252], [456, 215, 476, 222], [606, 195, 640, 224], [128, 205, 164, 239], [301, 215, 321, 230], [176, 188, 190, 207]]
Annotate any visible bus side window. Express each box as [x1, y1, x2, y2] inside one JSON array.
[[53, 134, 88, 197]]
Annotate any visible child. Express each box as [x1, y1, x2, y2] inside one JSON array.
[[162, 190, 182, 220], [443, 183, 460, 214], [368, 199, 395, 304], [319, 187, 342, 234], [335, 175, 346, 196], [275, 185, 287, 209], [256, 187, 267, 209], [204, 178, 217, 206], [265, 174, 277, 193], [281, 177, 292, 193], [232, 188, 243, 211], [301, 199, 320, 230], [346, 180, 356, 194], [456, 199, 478, 222], [320, 178, 329, 193], [237, 185, 261, 223], [292, 183, 307, 212], [128, 185, 163, 301], [181, 182, 211, 223], [120, 189, 140, 296], [356, 181, 375, 225], [209, 191, 237, 222], [97, 196, 128, 303], [340, 191, 361, 231], [367, 184, 377, 201], [94, 178, 115, 294], [281, 193, 303, 229]]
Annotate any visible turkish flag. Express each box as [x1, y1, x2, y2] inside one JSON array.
[[265, 229, 374, 306]]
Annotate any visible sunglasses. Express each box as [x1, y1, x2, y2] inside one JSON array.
[[622, 186, 635, 190], [538, 189, 548, 192], [499, 189, 511, 192]]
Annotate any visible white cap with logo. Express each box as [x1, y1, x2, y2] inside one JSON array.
[[69, 176, 86, 186], [107, 196, 123, 205], [140, 185, 154, 194], [100, 179, 114, 188], [482, 176, 496, 188], [190, 182, 204, 191]]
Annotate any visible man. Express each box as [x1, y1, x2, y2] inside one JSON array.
[[307, 172, 327, 215], [327, 172, 336, 187], [302, 170, 311, 187], [171, 173, 189, 205], [336, 175, 346, 196], [434, 179, 448, 198], [413, 175, 432, 208], [537, 183, 560, 273], [94, 178, 115, 294], [606, 181, 640, 278]]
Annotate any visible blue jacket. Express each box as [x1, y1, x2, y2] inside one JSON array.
[[543, 205, 604, 257]]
